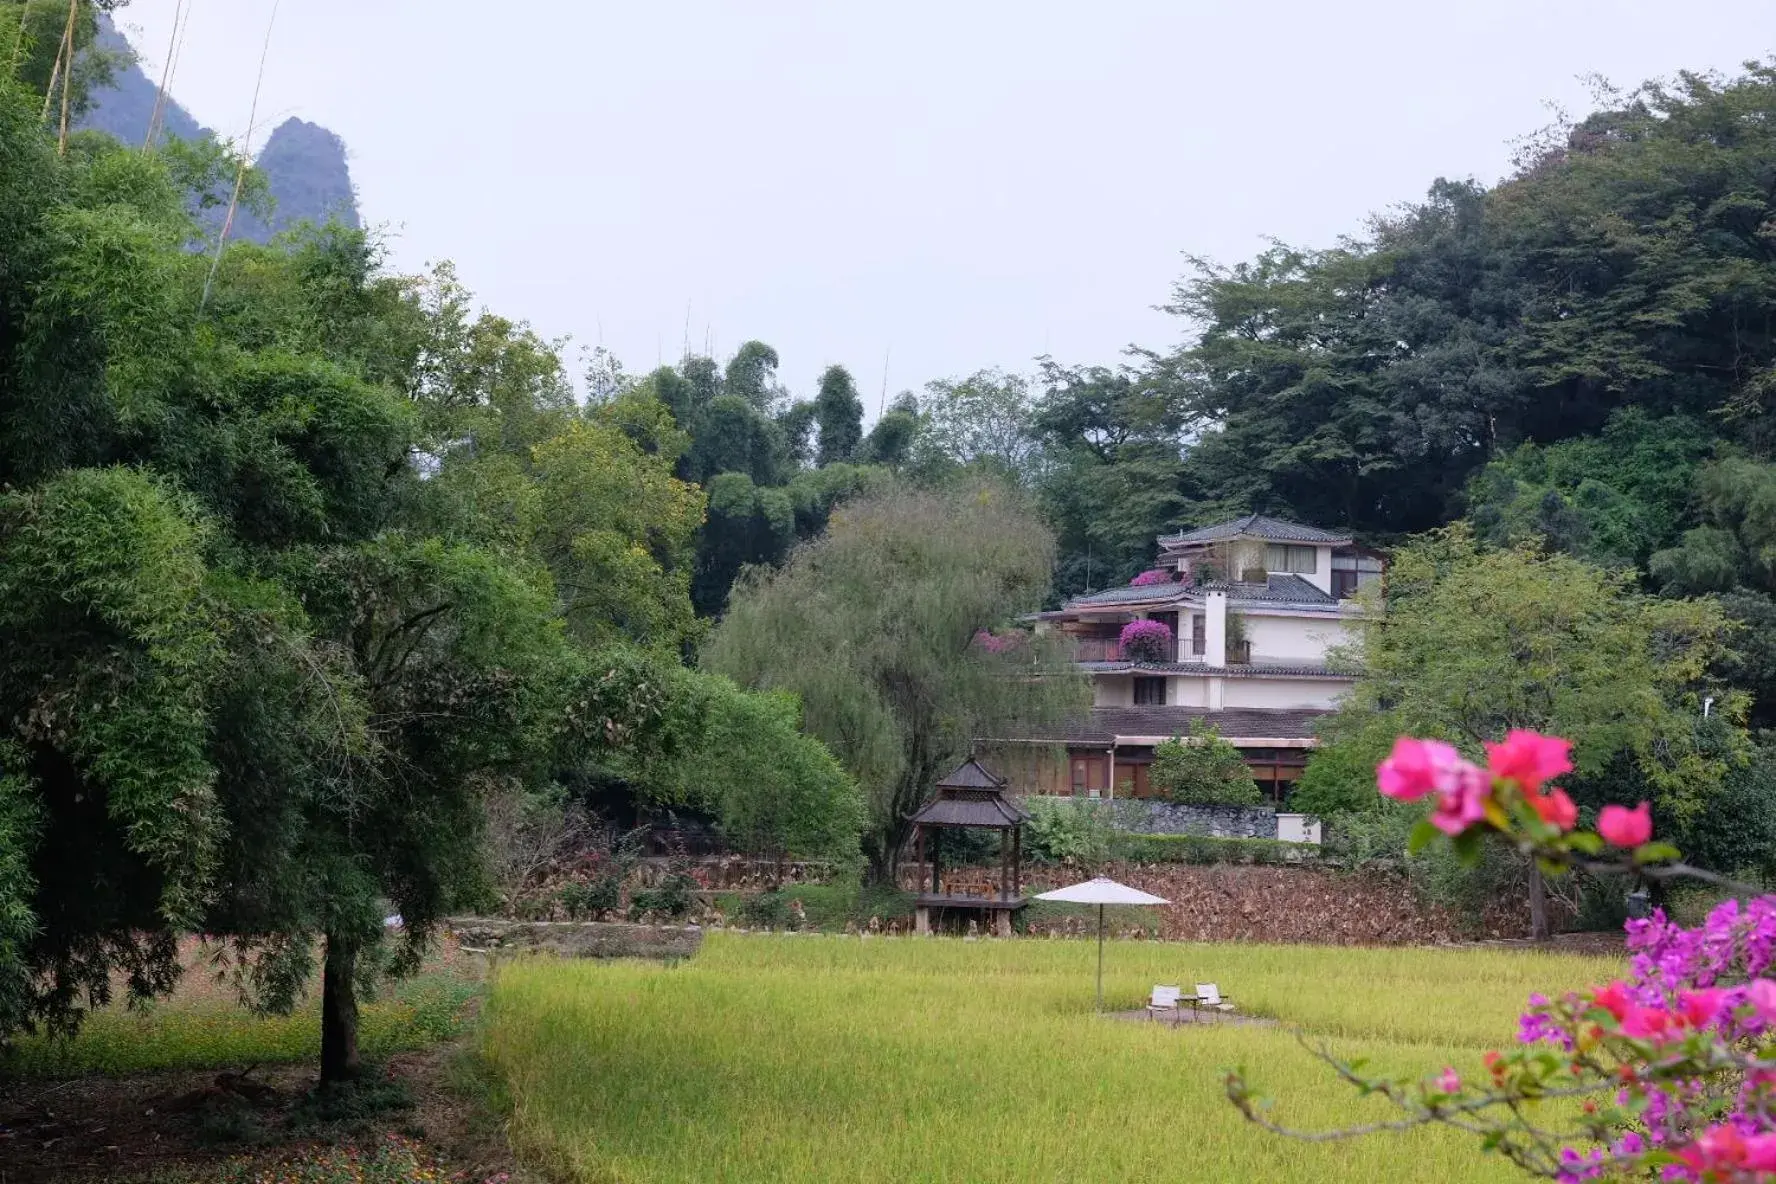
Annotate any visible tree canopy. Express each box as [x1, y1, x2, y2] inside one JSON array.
[[0, 68, 863, 1082], [703, 483, 1087, 878]]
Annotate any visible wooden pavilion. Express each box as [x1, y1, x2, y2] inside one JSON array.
[[909, 757, 1030, 936]]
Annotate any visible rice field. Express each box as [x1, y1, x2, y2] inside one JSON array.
[[481, 934, 1617, 1184]]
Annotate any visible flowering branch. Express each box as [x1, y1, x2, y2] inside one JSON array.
[[1223, 730, 1776, 1183]]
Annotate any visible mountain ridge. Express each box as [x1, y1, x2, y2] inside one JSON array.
[[79, 15, 361, 244]]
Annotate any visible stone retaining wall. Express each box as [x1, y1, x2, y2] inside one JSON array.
[[448, 917, 703, 961]]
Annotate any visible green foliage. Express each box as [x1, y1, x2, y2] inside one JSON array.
[[1291, 722, 1398, 819], [913, 369, 1040, 484], [1023, 797, 1111, 865], [629, 873, 696, 920], [704, 482, 1088, 879], [1106, 833, 1318, 866], [1149, 720, 1261, 805], [1466, 409, 1712, 569], [1030, 360, 1194, 598], [0, 84, 860, 1083], [814, 364, 864, 465], [1329, 524, 1744, 825]]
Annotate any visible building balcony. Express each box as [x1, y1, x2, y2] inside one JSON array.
[[1072, 637, 1250, 665]]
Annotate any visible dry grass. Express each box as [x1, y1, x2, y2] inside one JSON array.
[[480, 933, 1617, 1184]]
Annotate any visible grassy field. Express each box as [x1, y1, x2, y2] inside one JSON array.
[[6, 953, 481, 1078], [481, 934, 1615, 1184]]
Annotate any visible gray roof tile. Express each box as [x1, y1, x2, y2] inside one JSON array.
[[1158, 513, 1353, 547]]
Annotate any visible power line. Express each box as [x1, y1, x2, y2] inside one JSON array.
[[199, 0, 280, 314]]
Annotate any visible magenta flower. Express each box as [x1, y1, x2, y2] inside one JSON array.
[[1598, 801, 1652, 848], [1118, 618, 1174, 664], [1483, 729, 1573, 791], [1377, 737, 1466, 802], [1436, 1067, 1461, 1094], [1429, 762, 1491, 835], [1129, 568, 1174, 587]]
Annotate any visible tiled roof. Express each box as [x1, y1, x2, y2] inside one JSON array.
[[1212, 574, 1338, 607], [910, 790, 1031, 827], [1158, 513, 1353, 548], [1063, 583, 1187, 608], [1076, 660, 1350, 679], [936, 758, 1007, 789], [982, 706, 1331, 746]]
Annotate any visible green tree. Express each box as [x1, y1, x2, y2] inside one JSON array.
[[1466, 409, 1713, 570], [724, 340, 781, 410], [0, 89, 854, 1089], [861, 393, 919, 468], [1317, 525, 1744, 936], [1149, 721, 1261, 805], [1030, 360, 1194, 598], [914, 369, 1040, 483], [703, 482, 1087, 879], [814, 364, 864, 465]]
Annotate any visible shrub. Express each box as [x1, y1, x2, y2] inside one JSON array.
[[1108, 833, 1317, 865], [558, 876, 621, 919], [629, 872, 696, 920], [1149, 720, 1262, 805], [1128, 568, 1173, 587], [1024, 797, 1111, 865], [1117, 618, 1173, 663]]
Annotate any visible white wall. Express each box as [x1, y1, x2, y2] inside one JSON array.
[[1222, 677, 1350, 711], [1305, 545, 1333, 594], [1168, 676, 1211, 708], [1093, 674, 1133, 707], [1241, 613, 1355, 664]]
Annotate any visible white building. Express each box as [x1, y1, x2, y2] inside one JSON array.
[[991, 515, 1382, 803]]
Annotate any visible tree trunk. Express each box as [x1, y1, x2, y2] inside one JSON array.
[[320, 935, 362, 1084], [1527, 862, 1551, 942]]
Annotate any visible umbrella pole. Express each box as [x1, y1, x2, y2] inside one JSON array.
[[1096, 903, 1105, 1012]]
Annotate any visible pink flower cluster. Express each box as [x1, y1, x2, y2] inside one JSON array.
[[1378, 730, 1578, 836], [1118, 618, 1174, 664], [1510, 896, 1776, 1182], [1129, 568, 1176, 587], [972, 629, 1024, 654]]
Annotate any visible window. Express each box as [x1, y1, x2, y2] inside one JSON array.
[[1331, 552, 1385, 599], [1133, 676, 1166, 706], [1265, 543, 1317, 574], [1190, 614, 1205, 658]]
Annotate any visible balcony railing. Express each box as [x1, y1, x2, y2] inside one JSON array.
[[1072, 637, 1243, 665]]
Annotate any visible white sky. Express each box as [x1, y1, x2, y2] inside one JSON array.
[[113, 1, 1773, 408]]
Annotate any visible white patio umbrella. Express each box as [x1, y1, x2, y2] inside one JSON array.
[[1034, 877, 1169, 1011]]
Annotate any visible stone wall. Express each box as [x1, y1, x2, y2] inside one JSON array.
[[448, 918, 703, 961], [1113, 800, 1279, 838], [1030, 796, 1283, 839]]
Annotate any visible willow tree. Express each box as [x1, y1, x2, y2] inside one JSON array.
[[704, 482, 1086, 881]]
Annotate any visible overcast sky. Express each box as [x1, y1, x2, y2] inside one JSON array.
[[114, 1, 1772, 409]]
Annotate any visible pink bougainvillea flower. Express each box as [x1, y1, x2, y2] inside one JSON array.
[[1745, 1133, 1776, 1173], [1527, 787, 1578, 833], [1483, 729, 1573, 791], [1678, 988, 1727, 1029], [1620, 1005, 1680, 1042], [1679, 1124, 1750, 1174], [1597, 801, 1653, 848], [1378, 737, 1466, 802], [1748, 979, 1776, 1027], [1591, 980, 1633, 1022], [1129, 568, 1174, 587], [1430, 763, 1492, 836], [1435, 1067, 1461, 1094]]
